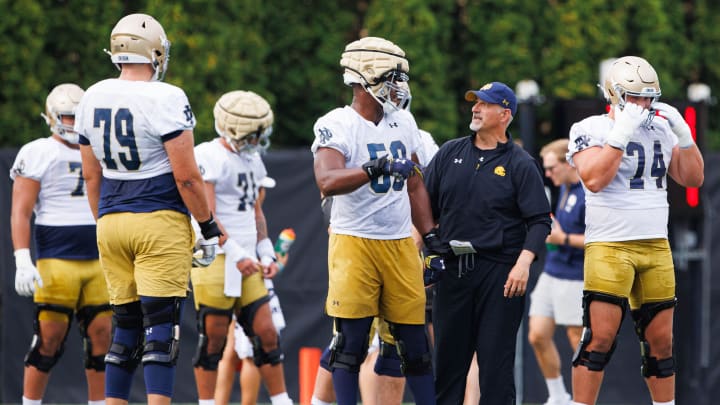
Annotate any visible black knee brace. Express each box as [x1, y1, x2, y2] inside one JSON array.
[[387, 322, 432, 376], [76, 304, 112, 371], [572, 291, 627, 372], [327, 317, 371, 373], [192, 305, 232, 370], [141, 297, 183, 366], [24, 304, 73, 372], [631, 299, 677, 378], [105, 301, 144, 371], [251, 335, 285, 367], [374, 339, 403, 377]]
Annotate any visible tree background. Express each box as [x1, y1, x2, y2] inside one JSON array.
[[1, 0, 718, 152]]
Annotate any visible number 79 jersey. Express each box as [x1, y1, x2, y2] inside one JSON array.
[[74, 78, 196, 180], [311, 106, 420, 240], [567, 114, 678, 242]]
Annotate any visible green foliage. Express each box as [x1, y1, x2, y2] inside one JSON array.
[[0, 0, 718, 150]]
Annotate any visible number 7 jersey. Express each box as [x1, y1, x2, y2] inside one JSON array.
[[567, 114, 678, 242]]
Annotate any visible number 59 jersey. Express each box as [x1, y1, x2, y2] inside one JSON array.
[[311, 106, 420, 240], [74, 78, 196, 181], [567, 114, 678, 242]]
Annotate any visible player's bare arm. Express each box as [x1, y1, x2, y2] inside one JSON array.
[[668, 145, 704, 188], [10, 176, 40, 249], [80, 144, 103, 219], [406, 174, 435, 236], [165, 130, 213, 222], [255, 190, 279, 278], [572, 146, 623, 193], [313, 147, 372, 196]]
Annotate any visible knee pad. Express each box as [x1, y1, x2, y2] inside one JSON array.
[[105, 301, 144, 371], [251, 335, 285, 367], [374, 339, 403, 377], [141, 297, 184, 366], [572, 291, 627, 372], [76, 304, 112, 371], [631, 299, 677, 378], [319, 346, 332, 371], [24, 304, 73, 372], [192, 305, 232, 370], [387, 322, 432, 376], [328, 317, 372, 373]]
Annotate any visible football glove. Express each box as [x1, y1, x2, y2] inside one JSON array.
[[423, 253, 446, 287], [606, 103, 648, 151], [422, 227, 448, 255], [653, 102, 694, 148], [14, 248, 42, 296], [192, 236, 218, 267], [362, 155, 420, 180]]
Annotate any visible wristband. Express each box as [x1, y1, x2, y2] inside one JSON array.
[[564, 234, 570, 246], [222, 238, 252, 262], [256, 238, 276, 260], [199, 213, 222, 240]]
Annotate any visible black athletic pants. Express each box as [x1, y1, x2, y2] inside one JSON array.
[[432, 256, 525, 405]]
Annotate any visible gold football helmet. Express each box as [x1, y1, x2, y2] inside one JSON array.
[[603, 56, 661, 109], [107, 13, 170, 81], [214, 90, 274, 154], [41, 83, 84, 144], [340, 36, 410, 114]]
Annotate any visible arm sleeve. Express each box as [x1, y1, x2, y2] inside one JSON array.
[[523, 213, 552, 256], [310, 114, 350, 159]]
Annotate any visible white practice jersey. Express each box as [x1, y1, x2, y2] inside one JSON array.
[[10, 137, 95, 226], [195, 139, 267, 253], [311, 106, 421, 239], [567, 114, 678, 242], [416, 129, 439, 168], [74, 79, 195, 180]]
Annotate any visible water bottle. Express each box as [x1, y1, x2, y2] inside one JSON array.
[[274, 228, 296, 256]]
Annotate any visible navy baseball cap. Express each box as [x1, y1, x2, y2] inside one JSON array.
[[465, 81, 517, 116]]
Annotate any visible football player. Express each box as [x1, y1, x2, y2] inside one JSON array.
[[190, 90, 292, 405], [567, 56, 704, 405], [311, 36, 442, 405], [11, 83, 112, 405], [75, 14, 221, 405]]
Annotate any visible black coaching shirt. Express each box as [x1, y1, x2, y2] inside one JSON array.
[[425, 133, 551, 264]]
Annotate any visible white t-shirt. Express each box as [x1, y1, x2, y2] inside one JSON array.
[[311, 106, 420, 239], [10, 137, 95, 226], [195, 139, 268, 253], [567, 114, 678, 242]]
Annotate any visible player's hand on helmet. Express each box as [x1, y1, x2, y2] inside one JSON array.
[[653, 102, 694, 148], [607, 103, 648, 151], [14, 249, 42, 297], [192, 236, 219, 267], [423, 252, 446, 287], [198, 213, 223, 240]]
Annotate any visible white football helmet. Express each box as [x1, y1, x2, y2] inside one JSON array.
[[41, 83, 84, 144], [106, 13, 171, 81], [340, 36, 410, 115], [214, 90, 274, 154], [603, 56, 661, 109]]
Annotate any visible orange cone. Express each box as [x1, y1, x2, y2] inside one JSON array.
[[299, 347, 322, 404]]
